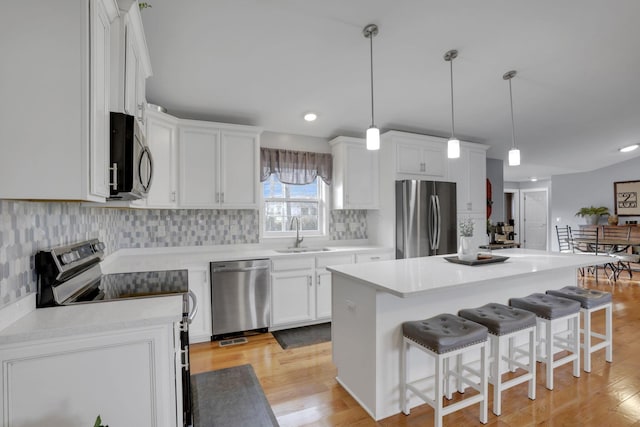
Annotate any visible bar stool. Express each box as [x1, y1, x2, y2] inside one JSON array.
[[458, 303, 537, 416], [509, 293, 581, 390], [401, 313, 489, 427], [545, 286, 612, 372]]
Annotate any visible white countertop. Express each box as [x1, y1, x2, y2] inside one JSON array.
[[327, 249, 612, 298], [0, 295, 183, 345], [101, 243, 392, 273], [0, 242, 392, 344]]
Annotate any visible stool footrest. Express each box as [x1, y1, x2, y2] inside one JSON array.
[[500, 372, 534, 391]]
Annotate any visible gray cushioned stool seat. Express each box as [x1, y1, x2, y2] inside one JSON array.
[[402, 313, 488, 354], [458, 303, 536, 336], [545, 286, 612, 309], [509, 293, 580, 319]]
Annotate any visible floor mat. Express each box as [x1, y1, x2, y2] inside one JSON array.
[[272, 322, 331, 350], [191, 364, 279, 427]]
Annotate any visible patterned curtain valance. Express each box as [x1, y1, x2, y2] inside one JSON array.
[[260, 148, 333, 185]]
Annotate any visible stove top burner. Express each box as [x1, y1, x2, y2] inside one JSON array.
[[35, 240, 188, 307]]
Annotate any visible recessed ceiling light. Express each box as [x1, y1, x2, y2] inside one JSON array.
[[303, 112, 317, 122], [530, 177, 538, 182], [619, 144, 639, 153]]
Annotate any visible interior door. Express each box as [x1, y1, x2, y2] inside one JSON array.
[[522, 189, 548, 250]]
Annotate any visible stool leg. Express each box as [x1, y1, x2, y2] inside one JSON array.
[[606, 303, 613, 363], [508, 335, 516, 372], [528, 327, 536, 401], [444, 356, 452, 400], [434, 355, 444, 427], [572, 314, 581, 378], [491, 335, 502, 416], [545, 319, 554, 390], [583, 309, 592, 372], [456, 353, 464, 393], [401, 339, 409, 415], [480, 343, 488, 424]]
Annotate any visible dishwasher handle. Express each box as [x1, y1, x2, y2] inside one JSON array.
[[211, 265, 269, 273]]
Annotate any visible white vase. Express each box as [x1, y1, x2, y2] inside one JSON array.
[[458, 236, 477, 261]]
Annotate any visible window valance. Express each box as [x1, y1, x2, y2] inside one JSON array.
[[260, 148, 332, 185]]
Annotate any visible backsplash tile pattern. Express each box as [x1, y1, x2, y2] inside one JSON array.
[[118, 209, 259, 248], [330, 210, 368, 240], [0, 201, 120, 306], [0, 200, 367, 308]]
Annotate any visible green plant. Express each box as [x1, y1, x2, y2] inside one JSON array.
[[94, 415, 108, 427], [459, 217, 474, 237], [574, 206, 610, 217], [139, 2, 152, 10]]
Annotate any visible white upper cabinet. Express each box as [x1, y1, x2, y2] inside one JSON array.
[[178, 120, 261, 209], [179, 124, 219, 207], [110, 0, 152, 131], [448, 143, 488, 214], [392, 132, 447, 179], [0, 0, 118, 201], [329, 136, 379, 210], [143, 110, 178, 208]]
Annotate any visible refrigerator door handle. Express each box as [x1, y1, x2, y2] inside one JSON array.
[[429, 195, 437, 250], [434, 195, 442, 250]]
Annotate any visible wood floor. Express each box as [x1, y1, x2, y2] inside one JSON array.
[[190, 272, 640, 426]]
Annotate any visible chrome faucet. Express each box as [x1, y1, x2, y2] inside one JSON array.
[[290, 216, 304, 248]]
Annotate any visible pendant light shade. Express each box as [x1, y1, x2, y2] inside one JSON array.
[[503, 70, 520, 166], [508, 148, 520, 166], [366, 126, 380, 150], [448, 138, 460, 158], [444, 50, 460, 159], [363, 24, 379, 151]]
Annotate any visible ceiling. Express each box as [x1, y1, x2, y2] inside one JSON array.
[[140, 0, 640, 182]]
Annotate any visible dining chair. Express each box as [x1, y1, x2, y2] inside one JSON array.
[[555, 225, 572, 253], [569, 227, 615, 280], [602, 226, 639, 279]]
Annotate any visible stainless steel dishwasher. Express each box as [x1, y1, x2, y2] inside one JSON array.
[[210, 259, 270, 340]]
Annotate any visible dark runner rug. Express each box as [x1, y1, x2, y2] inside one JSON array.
[[272, 322, 331, 350], [191, 364, 279, 427]]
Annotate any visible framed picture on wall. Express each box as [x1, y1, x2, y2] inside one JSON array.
[[614, 180, 640, 216]]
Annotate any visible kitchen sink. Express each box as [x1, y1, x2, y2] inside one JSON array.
[[274, 247, 333, 254]]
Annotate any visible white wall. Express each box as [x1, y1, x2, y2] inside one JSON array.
[[550, 156, 640, 251]]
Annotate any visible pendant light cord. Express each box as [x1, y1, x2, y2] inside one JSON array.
[[508, 78, 516, 149], [369, 33, 375, 127], [449, 58, 455, 138]]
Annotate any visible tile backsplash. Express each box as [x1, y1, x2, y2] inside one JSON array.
[[0, 200, 367, 307]]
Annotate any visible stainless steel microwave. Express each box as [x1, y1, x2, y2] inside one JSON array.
[[109, 112, 153, 200]]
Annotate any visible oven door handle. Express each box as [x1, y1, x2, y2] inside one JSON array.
[[187, 290, 198, 323]]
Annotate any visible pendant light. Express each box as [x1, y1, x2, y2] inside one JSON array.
[[363, 24, 380, 150], [444, 49, 460, 159], [503, 70, 520, 166]]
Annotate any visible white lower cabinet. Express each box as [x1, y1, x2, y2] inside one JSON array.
[[0, 324, 180, 427], [315, 269, 333, 320], [188, 267, 212, 343], [355, 250, 395, 263], [270, 253, 356, 329], [271, 269, 315, 326]]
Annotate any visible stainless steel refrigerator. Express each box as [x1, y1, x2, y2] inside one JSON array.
[[396, 180, 457, 258]]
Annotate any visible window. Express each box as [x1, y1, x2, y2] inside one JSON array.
[[263, 175, 327, 236]]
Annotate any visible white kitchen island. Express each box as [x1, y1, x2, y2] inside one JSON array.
[[327, 249, 611, 420]]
